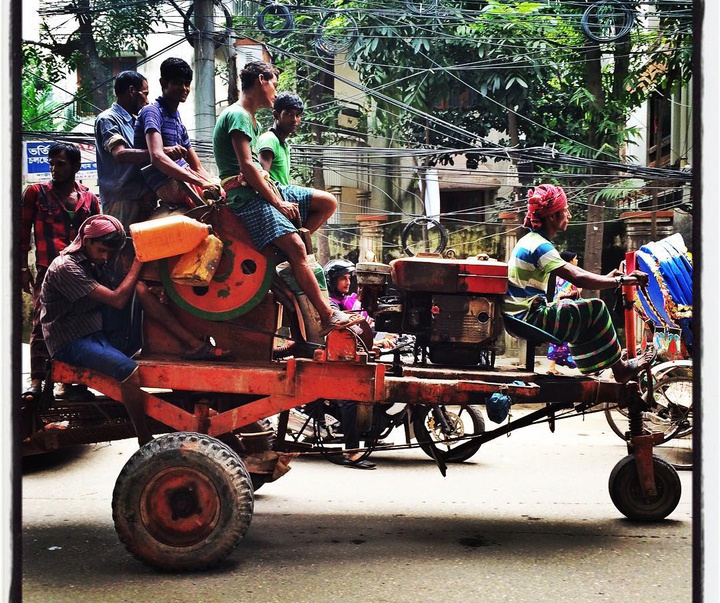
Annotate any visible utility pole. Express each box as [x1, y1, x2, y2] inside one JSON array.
[[194, 0, 216, 146]]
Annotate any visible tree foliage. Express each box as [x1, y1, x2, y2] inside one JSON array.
[[247, 0, 692, 271], [25, 0, 167, 121], [22, 45, 64, 131], [251, 0, 691, 165]]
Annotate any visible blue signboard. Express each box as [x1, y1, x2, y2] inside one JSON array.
[[23, 141, 98, 183]]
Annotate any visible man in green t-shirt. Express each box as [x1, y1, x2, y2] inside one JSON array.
[[213, 60, 361, 337], [257, 92, 303, 186]]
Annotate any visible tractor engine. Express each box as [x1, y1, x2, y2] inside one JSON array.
[[357, 255, 508, 367]]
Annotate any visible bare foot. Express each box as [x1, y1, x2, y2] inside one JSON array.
[[611, 346, 656, 384]]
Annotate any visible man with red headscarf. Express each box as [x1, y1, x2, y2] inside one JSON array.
[[39, 215, 230, 446], [502, 184, 654, 383]]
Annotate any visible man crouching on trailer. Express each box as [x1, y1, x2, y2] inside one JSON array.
[[502, 183, 655, 384], [39, 215, 230, 447]]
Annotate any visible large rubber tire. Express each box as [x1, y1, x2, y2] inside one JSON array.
[[413, 404, 485, 463], [112, 432, 254, 571], [608, 454, 681, 521]]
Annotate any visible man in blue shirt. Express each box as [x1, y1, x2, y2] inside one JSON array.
[[94, 70, 187, 230], [134, 58, 220, 207]]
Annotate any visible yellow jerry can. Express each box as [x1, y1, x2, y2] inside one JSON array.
[[170, 234, 224, 286]]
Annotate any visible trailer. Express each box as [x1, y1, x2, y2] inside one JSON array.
[[21, 205, 683, 571]]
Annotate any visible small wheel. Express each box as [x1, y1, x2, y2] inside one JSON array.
[[608, 454, 681, 521], [413, 404, 484, 463], [112, 432, 254, 571]]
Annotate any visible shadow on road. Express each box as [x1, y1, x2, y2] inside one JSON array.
[[21, 509, 688, 579], [21, 446, 92, 474]]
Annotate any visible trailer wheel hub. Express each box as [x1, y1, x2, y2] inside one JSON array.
[[140, 467, 221, 546]]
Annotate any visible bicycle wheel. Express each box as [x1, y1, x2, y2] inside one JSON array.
[[413, 404, 485, 463], [605, 374, 693, 470], [649, 375, 693, 470], [604, 362, 692, 442]]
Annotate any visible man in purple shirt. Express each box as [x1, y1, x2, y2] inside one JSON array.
[[134, 57, 220, 206], [95, 70, 188, 229]]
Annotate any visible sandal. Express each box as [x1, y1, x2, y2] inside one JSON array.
[[182, 341, 233, 361], [22, 384, 42, 403], [342, 457, 376, 470], [318, 310, 365, 337]]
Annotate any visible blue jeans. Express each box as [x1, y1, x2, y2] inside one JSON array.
[[54, 331, 138, 383]]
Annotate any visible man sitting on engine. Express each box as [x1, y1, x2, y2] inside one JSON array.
[[502, 183, 655, 383], [213, 60, 361, 337], [40, 215, 231, 446]]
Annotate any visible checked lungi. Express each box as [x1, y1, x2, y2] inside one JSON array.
[[228, 184, 313, 252], [525, 298, 622, 374]]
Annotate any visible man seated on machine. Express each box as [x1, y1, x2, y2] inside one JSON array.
[[134, 57, 221, 208], [39, 215, 231, 447], [502, 183, 655, 383], [212, 60, 361, 337]]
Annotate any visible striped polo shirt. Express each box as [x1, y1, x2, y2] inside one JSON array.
[[502, 230, 566, 315], [134, 96, 191, 192]]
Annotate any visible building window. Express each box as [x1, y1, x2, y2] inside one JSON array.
[[440, 190, 492, 224], [648, 93, 672, 167]]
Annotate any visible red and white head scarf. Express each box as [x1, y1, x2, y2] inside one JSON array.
[[524, 184, 568, 231], [62, 214, 126, 255]]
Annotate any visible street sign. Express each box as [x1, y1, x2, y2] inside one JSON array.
[[23, 141, 98, 183]]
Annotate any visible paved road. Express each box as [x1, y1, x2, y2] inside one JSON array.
[[21, 406, 693, 603]]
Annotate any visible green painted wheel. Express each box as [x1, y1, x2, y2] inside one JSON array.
[[159, 211, 275, 321]]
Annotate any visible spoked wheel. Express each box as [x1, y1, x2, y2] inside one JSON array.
[[413, 404, 485, 463], [609, 454, 681, 521], [604, 372, 693, 470], [112, 432, 254, 571], [650, 376, 693, 470]]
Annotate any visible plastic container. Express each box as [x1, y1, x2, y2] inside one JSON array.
[[170, 234, 224, 286], [129, 215, 213, 262]]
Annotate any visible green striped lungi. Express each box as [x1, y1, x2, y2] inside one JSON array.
[[525, 298, 622, 374]]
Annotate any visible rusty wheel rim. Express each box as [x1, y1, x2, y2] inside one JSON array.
[[140, 467, 221, 547]]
